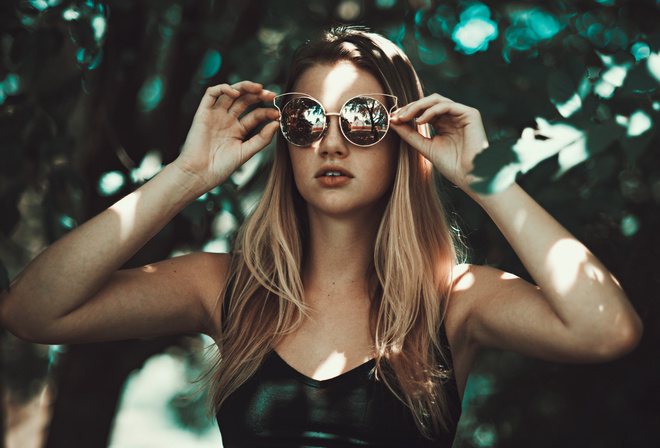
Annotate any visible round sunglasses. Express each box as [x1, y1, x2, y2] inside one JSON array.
[[273, 93, 398, 147]]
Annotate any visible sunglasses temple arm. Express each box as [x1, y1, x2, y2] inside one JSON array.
[[386, 95, 398, 115]]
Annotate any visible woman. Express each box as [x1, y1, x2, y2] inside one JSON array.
[[0, 27, 643, 447]]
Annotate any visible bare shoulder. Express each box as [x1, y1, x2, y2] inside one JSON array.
[[443, 263, 537, 348], [172, 251, 231, 331], [449, 263, 534, 308]]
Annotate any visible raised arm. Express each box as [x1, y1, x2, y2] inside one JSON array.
[[390, 95, 643, 364], [0, 81, 280, 344]]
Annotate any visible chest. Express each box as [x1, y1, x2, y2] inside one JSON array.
[[216, 350, 461, 448], [274, 297, 374, 381]]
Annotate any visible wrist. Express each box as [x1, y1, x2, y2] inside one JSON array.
[[166, 161, 218, 198], [160, 162, 214, 203], [469, 181, 521, 211]]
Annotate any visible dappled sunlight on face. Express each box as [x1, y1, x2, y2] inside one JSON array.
[[317, 61, 363, 110]]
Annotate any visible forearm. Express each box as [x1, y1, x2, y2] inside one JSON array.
[[1, 162, 207, 325], [471, 183, 642, 337]]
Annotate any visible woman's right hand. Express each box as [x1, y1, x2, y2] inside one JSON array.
[[173, 81, 280, 193]]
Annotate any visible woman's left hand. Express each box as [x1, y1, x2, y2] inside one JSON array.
[[390, 94, 489, 192]]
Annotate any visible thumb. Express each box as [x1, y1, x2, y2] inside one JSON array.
[[241, 120, 280, 159]]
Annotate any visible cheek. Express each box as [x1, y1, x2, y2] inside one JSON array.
[[377, 140, 399, 184], [287, 147, 310, 191]]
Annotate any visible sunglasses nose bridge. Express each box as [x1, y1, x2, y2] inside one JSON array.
[[322, 112, 343, 139], [317, 112, 349, 153]]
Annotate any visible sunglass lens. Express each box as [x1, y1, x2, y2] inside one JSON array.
[[340, 97, 389, 146], [281, 97, 326, 146]]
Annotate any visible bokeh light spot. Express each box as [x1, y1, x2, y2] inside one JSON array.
[[473, 423, 497, 447], [459, 1, 491, 21], [59, 215, 76, 230], [98, 171, 125, 196], [62, 8, 80, 21], [452, 17, 498, 54], [29, 0, 60, 11], [529, 9, 561, 40], [452, 3, 498, 55], [648, 52, 660, 83], [131, 150, 163, 182], [428, 7, 454, 38], [92, 15, 107, 42], [556, 92, 582, 118], [595, 79, 616, 98], [376, 0, 396, 9], [76, 48, 103, 70], [213, 210, 238, 238], [2, 73, 20, 95], [336, 0, 361, 20], [138, 76, 164, 113], [200, 50, 222, 80], [204, 238, 229, 253], [418, 38, 446, 65], [621, 214, 639, 236], [631, 42, 651, 61], [627, 110, 652, 137]]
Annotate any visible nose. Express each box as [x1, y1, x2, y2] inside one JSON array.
[[318, 114, 348, 157]]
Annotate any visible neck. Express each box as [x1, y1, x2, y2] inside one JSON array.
[[302, 206, 383, 300]]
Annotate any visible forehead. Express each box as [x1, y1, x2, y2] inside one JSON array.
[[292, 61, 385, 109]]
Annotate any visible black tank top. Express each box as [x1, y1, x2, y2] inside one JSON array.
[[216, 341, 461, 447], [216, 291, 462, 447]]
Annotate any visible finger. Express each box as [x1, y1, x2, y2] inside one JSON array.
[[239, 107, 280, 134], [390, 122, 431, 158], [208, 81, 268, 110], [392, 94, 455, 122], [416, 101, 473, 125], [200, 84, 240, 110], [240, 120, 280, 159], [228, 90, 278, 118], [230, 80, 265, 94]]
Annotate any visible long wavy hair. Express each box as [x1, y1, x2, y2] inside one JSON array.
[[203, 27, 462, 439]]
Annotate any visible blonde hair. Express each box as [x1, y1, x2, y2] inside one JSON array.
[[203, 27, 462, 439]]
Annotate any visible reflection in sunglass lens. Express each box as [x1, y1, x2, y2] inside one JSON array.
[[340, 97, 389, 146], [281, 97, 326, 146]]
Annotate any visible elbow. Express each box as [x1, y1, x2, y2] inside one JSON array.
[[615, 313, 644, 356], [0, 290, 57, 344], [592, 313, 644, 362]]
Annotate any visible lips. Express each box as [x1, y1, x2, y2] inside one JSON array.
[[314, 165, 354, 179]]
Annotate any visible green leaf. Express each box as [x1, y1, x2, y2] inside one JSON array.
[[619, 62, 658, 96], [470, 138, 520, 194], [585, 121, 622, 156], [470, 137, 519, 178], [547, 70, 575, 105], [620, 128, 655, 165]]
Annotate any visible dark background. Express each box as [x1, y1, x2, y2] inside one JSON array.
[[1, 0, 658, 447]]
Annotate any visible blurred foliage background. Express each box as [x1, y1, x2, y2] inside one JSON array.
[[0, 0, 658, 447]]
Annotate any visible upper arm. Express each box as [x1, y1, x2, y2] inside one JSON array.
[[449, 264, 634, 364], [12, 252, 230, 344]]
